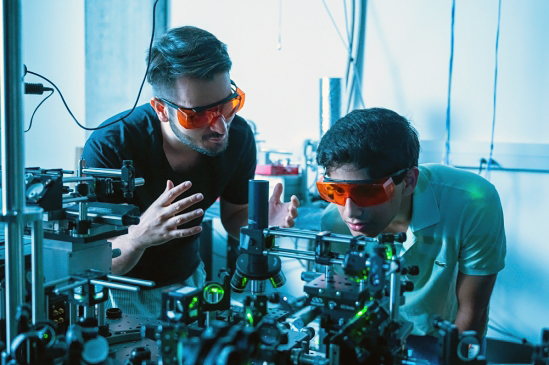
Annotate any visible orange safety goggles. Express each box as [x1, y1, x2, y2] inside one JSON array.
[[316, 168, 409, 207], [155, 80, 245, 129]]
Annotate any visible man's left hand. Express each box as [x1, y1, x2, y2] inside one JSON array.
[[268, 183, 299, 228]]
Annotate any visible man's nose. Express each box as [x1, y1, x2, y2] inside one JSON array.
[[209, 114, 228, 134], [343, 197, 363, 219]]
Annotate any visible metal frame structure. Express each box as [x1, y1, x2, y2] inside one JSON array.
[[1, 0, 47, 349]]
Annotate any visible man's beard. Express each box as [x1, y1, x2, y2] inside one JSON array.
[[169, 117, 229, 156]]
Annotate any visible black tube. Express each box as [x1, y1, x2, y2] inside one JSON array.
[[248, 180, 269, 230]]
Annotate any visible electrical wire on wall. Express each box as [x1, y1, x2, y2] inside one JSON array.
[[485, 0, 502, 181], [443, 0, 456, 166], [25, 89, 54, 133], [346, 0, 367, 112], [23, 0, 161, 132], [23, 82, 54, 133], [321, 0, 366, 113]]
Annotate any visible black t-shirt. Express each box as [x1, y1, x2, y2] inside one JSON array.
[[82, 104, 256, 286]]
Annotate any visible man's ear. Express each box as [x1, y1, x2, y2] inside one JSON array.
[[402, 167, 419, 197], [150, 98, 169, 123]]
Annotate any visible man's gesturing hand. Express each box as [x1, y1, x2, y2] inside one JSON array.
[[128, 180, 204, 249], [268, 183, 299, 228]]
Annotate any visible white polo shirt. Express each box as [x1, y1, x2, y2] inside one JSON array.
[[320, 163, 506, 335]]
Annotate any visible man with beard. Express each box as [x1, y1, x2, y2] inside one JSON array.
[[82, 26, 299, 317]]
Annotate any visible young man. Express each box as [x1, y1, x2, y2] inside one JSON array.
[[316, 108, 506, 340], [82, 26, 298, 316]]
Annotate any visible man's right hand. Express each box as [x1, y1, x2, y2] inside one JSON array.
[[127, 180, 204, 250]]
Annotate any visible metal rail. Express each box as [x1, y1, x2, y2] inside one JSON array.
[[263, 227, 380, 245]]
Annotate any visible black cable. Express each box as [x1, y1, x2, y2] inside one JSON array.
[[478, 158, 487, 175], [25, 89, 54, 133], [342, 0, 350, 41], [25, 0, 160, 131], [321, 0, 350, 51], [486, 0, 502, 178], [345, 0, 356, 113], [343, 0, 354, 90], [321, 0, 365, 112], [444, 0, 456, 165]]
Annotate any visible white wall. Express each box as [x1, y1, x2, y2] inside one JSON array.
[[362, 0, 549, 345], [85, 0, 166, 132], [169, 0, 348, 153], [22, 0, 86, 170], [170, 0, 549, 344], [362, 0, 549, 145]]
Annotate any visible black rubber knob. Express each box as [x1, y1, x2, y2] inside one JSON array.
[[130, 346, 151, 364], [106, 307, 123, 319], [122, 215, 140, 226], [300, 326, 315, 341], [78, 317, 98, 328], [141, 324, 158, 341], [112, 248, 122, 259], [268, 293, 280, 303], [401, 281, 414, 292], [98, 324, 110, 338], [406, 265, 420, 276]]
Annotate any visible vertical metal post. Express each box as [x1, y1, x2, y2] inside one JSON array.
[[324, 265, 333, 280], [250, 280, 266, 295], [70, 303, 78, 324], [319, 77, 341, 138], [1, 0, 26, 349], [206, 311, 216, 327], [307, 241, 315, 272], [359, 279, 367, 293], [78, 201, 88, 222], [83, 305, 94, 319], [31, 218, 46, 323], [97, 302, 106, 327], [329, 343, 340, 365], [389, 260, 401, 321], [205, 290, 219, 327]]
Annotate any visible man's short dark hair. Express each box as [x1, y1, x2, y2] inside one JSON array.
[[147, 26, 232, 95], [316, 108, 420, 178]]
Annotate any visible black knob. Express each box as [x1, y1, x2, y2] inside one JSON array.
[[78, 317, 98, 328], [269, 293, 280, 303], [403, 265, 420, 276], [76, 183, 89, 196], [130, 346, 151, 364], [122, 215, 140, 226], [401, 281, 414, 292], [300, 271, 321, 283], [395, 232, 407, 243], [300, 326, 315, 341], [279, 330, 289, 344], [141, 325, 158, 341], [106, 307, 123, 319], [112, 249, 122, 259], [98, 324, 110, 337]]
